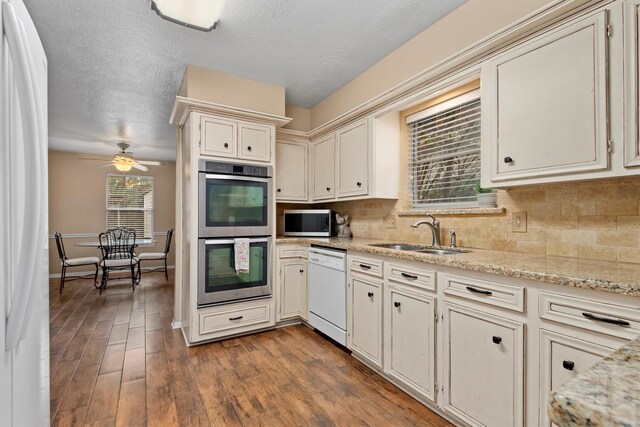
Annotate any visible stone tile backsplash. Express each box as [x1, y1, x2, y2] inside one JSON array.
[[278, 176, 640, 263]]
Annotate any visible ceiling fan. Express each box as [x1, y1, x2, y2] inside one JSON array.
[[79, 142, 161, 172]]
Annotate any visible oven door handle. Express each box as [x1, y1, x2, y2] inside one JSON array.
[[204, 173, 269, 183], [204, 238, 269, 245]]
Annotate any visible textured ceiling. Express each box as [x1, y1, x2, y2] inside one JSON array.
[[23, 0, 467, 160]]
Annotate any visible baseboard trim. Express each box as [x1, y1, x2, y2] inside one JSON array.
[[49, 265, 175, 279], [171, 320, 182, 329]]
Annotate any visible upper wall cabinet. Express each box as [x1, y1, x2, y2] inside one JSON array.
[[624, 0, 640, 167], [481, 10, 611, 187], [200, 115, 273, 163], [336, 119, 369, 198], [309, 112, 400, 203], [275, 139, 308, 202]]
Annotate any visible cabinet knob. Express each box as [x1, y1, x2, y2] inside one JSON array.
[[299, 269, 304, 274], [492, 336, 502, 345], [504, 156, 513, 164], [247, 146, 252, 151], [277, 188, 282, 192], [367, 292, 374, 298], [394, 301, 401, 308], [357, 181, 362, 187], [562, 360, 575, 371], [223, 143, 229, 148], [326, 187, 331, 191]]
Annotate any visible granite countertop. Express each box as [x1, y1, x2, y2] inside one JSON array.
[[549, 337, 640, 426], [276, 236, 640, 297]]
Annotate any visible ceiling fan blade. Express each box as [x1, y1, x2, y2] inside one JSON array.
[[132, 163, 149, 172], [98, 163, 114, 168], [137, 160, 161, 166], [78, 157, 111, 161]]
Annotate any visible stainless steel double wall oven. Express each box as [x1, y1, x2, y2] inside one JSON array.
[[198, 160, 273, 306]]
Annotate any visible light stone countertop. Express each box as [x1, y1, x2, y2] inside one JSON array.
[[277, 236, 640, 426], [276, 236, 640, 297], [549, 337, 640, 426]]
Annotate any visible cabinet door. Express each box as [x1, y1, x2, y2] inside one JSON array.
[[350, 275, 382, 367], [539, 330, 614, 427], [385, 286, 435, 401], [483, 11, 609, 184], [278, 259, 307, 321], [201, 116, 237, 158], [312, 134, 336, 200], [443, 302, 525, 427], [624, 1, 640, 167], [239, 123, 271, 162], [275, 141, 308, 201], [337, 119, 369, 197]]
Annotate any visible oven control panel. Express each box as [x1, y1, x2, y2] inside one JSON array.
[[199, 159, 272, 178]]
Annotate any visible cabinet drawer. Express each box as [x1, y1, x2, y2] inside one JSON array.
[[278, 245, 308, 259], [387, 263, 435, 292], [349, 255, 383, 278], [199, 300, 271, 335], [442, 273, 525, 312], [539, 292, 640, 340]]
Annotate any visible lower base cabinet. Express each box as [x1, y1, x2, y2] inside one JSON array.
[[384, 284, 436, 401], [279, 259, 307, 321], [442, 302, 525, 427], [349, 275, 383, 367], [539, 329, 615, 427]]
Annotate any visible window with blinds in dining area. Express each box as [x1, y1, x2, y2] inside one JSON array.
[[106, 175, 154, 239], [407, 88, 481, 208]]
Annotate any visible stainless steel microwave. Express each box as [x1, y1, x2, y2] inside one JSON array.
[[283, 210, 336, 237]]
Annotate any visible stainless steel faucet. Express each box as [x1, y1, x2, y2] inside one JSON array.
[[411, 214, 441, 247]]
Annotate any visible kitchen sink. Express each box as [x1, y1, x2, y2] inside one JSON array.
[[369, 243, 469, 255]]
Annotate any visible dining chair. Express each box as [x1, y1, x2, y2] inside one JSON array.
[[137, 228, 174, 280], [53, 231, 100, 293], [98, 228, 140, 293]]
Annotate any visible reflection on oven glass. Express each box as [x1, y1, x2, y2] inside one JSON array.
[[204, 244, 266, 294]]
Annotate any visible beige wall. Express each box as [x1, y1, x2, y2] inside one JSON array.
[[283, 105, 311, 132], [181, 64, 286, 117], [48, 150, 176, 275], [309, 0, 554, 128]]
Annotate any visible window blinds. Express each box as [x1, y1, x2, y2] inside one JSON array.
[[407, 89, 481, 208], [106, 175, 154, 239]]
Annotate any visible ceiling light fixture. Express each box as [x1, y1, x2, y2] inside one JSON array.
[[150, 0, 225, 32]]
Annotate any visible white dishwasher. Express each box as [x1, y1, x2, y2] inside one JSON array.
[[308, 246, 347, 346]]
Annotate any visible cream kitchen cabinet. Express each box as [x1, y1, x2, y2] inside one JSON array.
[[624, 0, 640, 167], [336, 118, 369, 198], [442, 301, 525, 427], [384, 281, 436, 402], [349, 273, 383, 368], [200, 115, 272, 163], [275, 140, 308, 201], [311, 134, 336, 200], [276, 244, 308, 322], [538, 329, 615, 427], [481, 9, 611, 187]]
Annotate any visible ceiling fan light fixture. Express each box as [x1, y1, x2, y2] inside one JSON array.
[[114, 162, 133, 172], [150, 0, 225, 32]]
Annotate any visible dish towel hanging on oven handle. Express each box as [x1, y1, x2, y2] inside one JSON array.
[[234, 238, 250, 273]]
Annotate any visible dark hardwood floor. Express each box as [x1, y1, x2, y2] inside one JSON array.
[[49, 272, 452, 426]]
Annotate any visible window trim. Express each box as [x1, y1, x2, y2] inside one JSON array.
[[407, 88, 481, 209], [105, 174, 154, 239]]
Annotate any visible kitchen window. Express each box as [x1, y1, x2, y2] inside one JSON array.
[[106, 175, 154, 239], [406, 88, 481, 208]]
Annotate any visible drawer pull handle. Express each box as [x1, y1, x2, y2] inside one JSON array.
[[466, 286, 493, 296], [401, 272, 418, 280], [562, 360, 575, 371], [394, 301, 401, 308], [581, 312, 630, 327], [492, 336, 502, 345], [223, 143, 229, 148], [229, 316, 244, 321], [367, 292, 374, 298], [359, 264, 372, 270]]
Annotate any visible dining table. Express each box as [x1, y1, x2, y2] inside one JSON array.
[[75, 239, 157, 248]]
